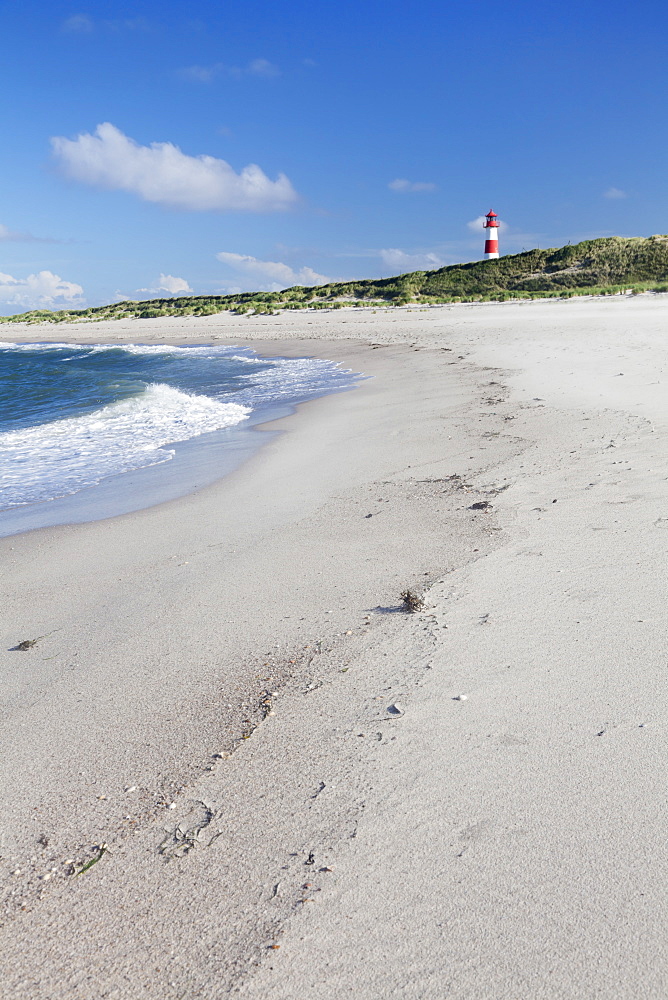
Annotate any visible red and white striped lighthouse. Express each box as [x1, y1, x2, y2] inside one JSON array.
[[483, 210, 500, 259]]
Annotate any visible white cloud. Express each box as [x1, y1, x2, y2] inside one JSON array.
[[180, 63, 224, 83], [247, 58, 280, 77], [604, 187, 627, 199], [136, 274, 194, 296], [380, 249, 445, 272], [216, 251, 329, 291], [0, 270, 84, 310], [180, 58, 280, 82], [62, 15, 149, 33], [62, 13, 93, 32], [388, 178, 437, 193], [51, 123, 298, 212], [157, 273, 192, 294]]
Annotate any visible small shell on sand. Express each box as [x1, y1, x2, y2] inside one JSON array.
[[453, 694, 468, 701]]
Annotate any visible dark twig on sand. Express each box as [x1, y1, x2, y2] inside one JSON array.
[[12, 636, 45, 651], [11, 627, 61, 651]]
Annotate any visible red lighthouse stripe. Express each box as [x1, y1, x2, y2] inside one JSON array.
[[484, 239, 499, 253]]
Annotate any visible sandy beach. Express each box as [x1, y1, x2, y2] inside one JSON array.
[[1, 296, 668, 998]]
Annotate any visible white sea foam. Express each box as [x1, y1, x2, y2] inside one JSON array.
[[0, 341, 87, 351], [0, 383, 250, 508], [234, 355, 354, 403]]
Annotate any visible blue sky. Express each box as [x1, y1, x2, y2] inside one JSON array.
[[0, 0, 666, 312]]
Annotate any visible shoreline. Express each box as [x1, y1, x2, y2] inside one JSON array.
[[0, 332, 500, 864], [0, 375, 363, 540], [2, 299, 668, 998]]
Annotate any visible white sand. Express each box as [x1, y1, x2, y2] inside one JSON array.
[[1, 297, 667, 998]]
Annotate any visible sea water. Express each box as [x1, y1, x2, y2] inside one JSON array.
[[0, 342, 360, 535]]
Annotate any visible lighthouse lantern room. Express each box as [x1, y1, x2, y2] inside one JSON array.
[[483, 210, 500, 259]]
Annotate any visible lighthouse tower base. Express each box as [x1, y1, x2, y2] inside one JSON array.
[[484, 237, 499, 259]]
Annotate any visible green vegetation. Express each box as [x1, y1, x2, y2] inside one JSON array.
[[3, 235, 668, 324]]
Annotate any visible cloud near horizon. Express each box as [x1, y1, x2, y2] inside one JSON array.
[[379, 249, 445, 272], [51, 123, 298, 212], [388, 178, 437, 193], [0, 270, 84, 310], [216, 252, 329, 292]]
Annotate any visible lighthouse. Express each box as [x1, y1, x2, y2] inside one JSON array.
[[483, 210, 500, 259]]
